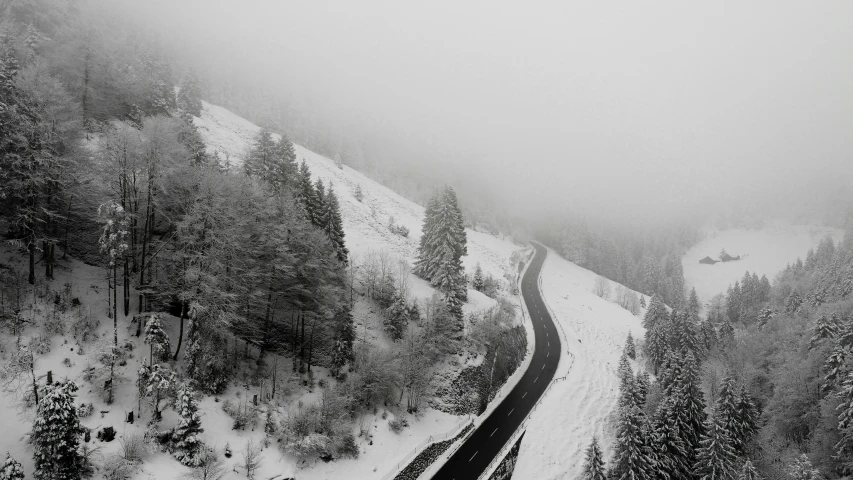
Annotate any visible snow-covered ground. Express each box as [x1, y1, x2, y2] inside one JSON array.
[[513, 248, 647, 480], [682, 224, 842, 307]]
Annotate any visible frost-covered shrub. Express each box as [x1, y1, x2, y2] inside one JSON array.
[[77, 402, 94, 418], [388, 415, 409, 434], [120, 432, 147, 462], [72, 306, 99, 342], [28, 333, 51, 355], [222, 398, 257, 430], [43, 309, 66, 336], [102, 454, 136, 480]]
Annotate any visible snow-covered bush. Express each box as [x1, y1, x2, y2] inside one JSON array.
[[43, 308, 66, 336], [28, 333, 51, 355], [120, 432, 147, 462], [72, 305, 99, 342], [102, 454, 136, 480], [222, 397, 257, 430], [76, 402, 94, 418], [144, 314, 171, 363], [0, 452, 24, 480], [388, 415, 409, 433], [32, 381, 83, 480]]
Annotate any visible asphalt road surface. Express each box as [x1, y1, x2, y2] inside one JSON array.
[[431, 242, 562, 480]]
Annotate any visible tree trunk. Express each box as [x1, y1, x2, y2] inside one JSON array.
[[173, 302, 186, 361], [272, 356, 278, 398], [28, 241, 35, 285], [292, 313, 298, 372], [62, 195, 72, 259], [299, 312, 306, 369], [123, 257, 130, 317], [138, 194, 151, 314], [308, 317, 316, 372]]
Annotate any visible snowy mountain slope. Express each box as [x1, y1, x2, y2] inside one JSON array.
[[513, 247, 647, 480], [682, 224, 842, 309], [193, 101, 520, 311]]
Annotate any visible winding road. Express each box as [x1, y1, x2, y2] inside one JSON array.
[[431, 242, 562, 479]]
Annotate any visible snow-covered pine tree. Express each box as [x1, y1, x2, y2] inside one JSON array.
[[693, 408, 738, 480], [643, 294, 667, 330], [608, 403, 655, 480], [32, 381, 83, 480], [737, 460, 762, 480], [244, 130, 277, 183], [323, 184, 348, 264], [314, 178, 328, 229], [144, 314, 171, 364], [176, 70, 203, 117], [833, 371, 853, 471], [384, 294, 409, 341], [645, 321, 669, 374], [581, 437, 606, 480], [715, 376, 744, 452], [413, 195, 440, 278], [624, 332, 636, 359], [719, 317, 735, 345], [689, 287, 701, 317], [700, 318, 718, 352], [473, 264, 484, 291], [653, 393, 693, 479], [169, 383, 204, 466], [634, 371, 649, 409], [617, 351, 633, 389], [295, 160, 318, 220], [0, 452, 24, 480], [143, 364, 177, 420], [676, 352, 708, 452]]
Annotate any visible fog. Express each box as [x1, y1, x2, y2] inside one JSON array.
[[110, 0, 853, 224]]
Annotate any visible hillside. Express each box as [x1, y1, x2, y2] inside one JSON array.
[[512, 248, 647, 479], [0, 100, 527, 480]]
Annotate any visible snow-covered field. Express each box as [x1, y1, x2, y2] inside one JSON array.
[[513, 248, 647, 480], [682, 225, 842, 307]]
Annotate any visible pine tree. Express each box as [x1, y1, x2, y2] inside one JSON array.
[[676, 352, 708, 452], [32, 381, 83, 480], [719, 318, 735, 345], [654, 393, 693, 479], [608, 404, 655, 480], [473, 263, 484, 291], [694, 408, 738, 480], [716, 376, 743, 452], [624, 332, 636, 359], [170, 383, 204, 466], [314, 178, 328, 229], [295, 160, 318, 221], [634, 371, 649, 409], [581, 437, 606, 480], [645, 321, 669, 374], [643, 294, 667, 330], [834, 371, 853, 471], [144, 314, 171, 364], [617, 350, 633, 389], [737, 460, 761, 480], [689, 287, 701, 317], [701, 318, 718, 352], [0, 452, 24, 480], [176, 71, 203, 117], [385, 294, 409, 341], [322, 184, 348, 264], [736, 384, 760, 452]]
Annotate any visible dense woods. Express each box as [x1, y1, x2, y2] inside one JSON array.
[[585, 225, 853, 479]]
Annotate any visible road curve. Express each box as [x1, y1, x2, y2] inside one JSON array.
[[431, 242, 562, 479]]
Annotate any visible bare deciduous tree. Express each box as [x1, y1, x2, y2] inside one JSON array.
[[242, 439, 262, 479], [593, 276, 611, 299]]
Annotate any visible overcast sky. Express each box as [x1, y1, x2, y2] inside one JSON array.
[[114, 0, 853, 221]]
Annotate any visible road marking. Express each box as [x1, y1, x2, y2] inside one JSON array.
[[534, 376, 539, 383], [508, 408, 514, 416], [522, 391, 527, 398], [542, 364, 545, 370], [491, 428, 498, 437], [469, 452, 478, 462], [547, 351, 549, 357]]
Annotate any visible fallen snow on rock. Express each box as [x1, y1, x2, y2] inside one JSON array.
[[682, 224, 842, 308], [512, 248, 646, 480]]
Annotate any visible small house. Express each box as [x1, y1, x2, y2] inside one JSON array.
[[699, 256, 717, 265]]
